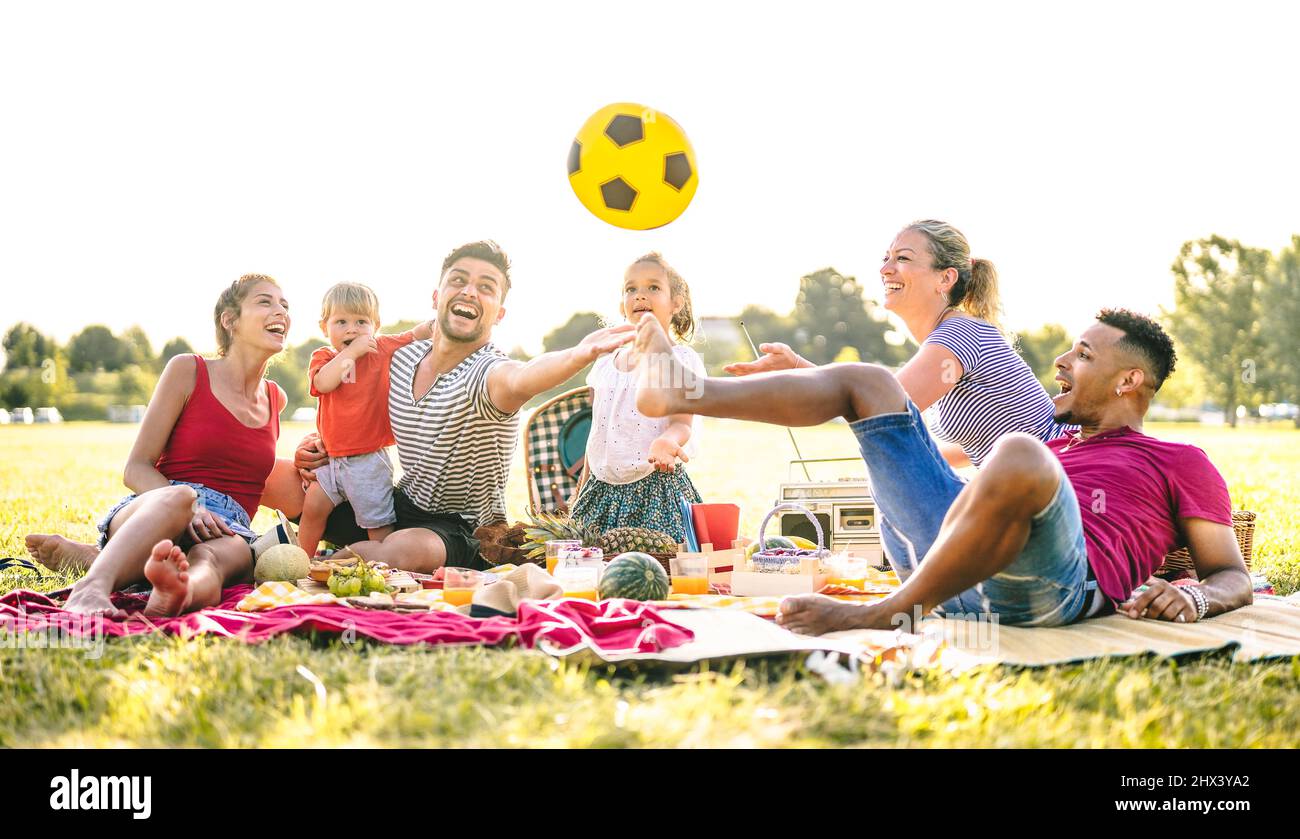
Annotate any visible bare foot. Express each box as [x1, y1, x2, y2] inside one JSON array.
[[62, 582, 127, 618], [25, 534, 99, 573], [633, 313, 697, 418], [142, 540, 192, 617], [776, 595, 871, 636]]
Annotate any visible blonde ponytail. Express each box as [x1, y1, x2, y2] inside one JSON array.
[[902, 220, 1005, 334], [959, 257, 1002, 330]]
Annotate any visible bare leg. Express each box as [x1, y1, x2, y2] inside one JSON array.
[[63, 485, 197, 615], [296, 482, 336, 559], [259, 457, 307, 519], [366, 525, 394, 543], [25, 488, 161, 573], [142, 535, 252, 617], [633, 314, 905, 425], [25, 535, 99, 573], [344, 528, 447, 574], [778, 435, 1062, 634]]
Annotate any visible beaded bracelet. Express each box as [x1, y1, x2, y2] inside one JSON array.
[[1181, 584, 1209, 621]]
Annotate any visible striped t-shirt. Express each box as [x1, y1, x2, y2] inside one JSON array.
[[924, 317, 1072, 467], [388, 341, 519, 527]]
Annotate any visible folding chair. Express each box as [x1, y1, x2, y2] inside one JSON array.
[[522, 387, 593, 514]]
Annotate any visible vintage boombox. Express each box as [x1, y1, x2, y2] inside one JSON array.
[[774, 458, 885, 566]]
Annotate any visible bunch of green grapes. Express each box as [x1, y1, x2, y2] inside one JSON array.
[[327, 559, 390, 597]]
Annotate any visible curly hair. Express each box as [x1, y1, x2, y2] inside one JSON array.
[[629, 251, 695, 342], [1096, 308, 1177, 390]]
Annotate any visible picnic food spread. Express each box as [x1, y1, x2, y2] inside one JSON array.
[[230, 496, 901, 617]]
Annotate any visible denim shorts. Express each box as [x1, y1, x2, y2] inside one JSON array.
[[96, 481, 258, 549], [850, 401, 1094, 626]]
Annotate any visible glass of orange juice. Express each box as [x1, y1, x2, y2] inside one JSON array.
[[545, 540, 581, 575], [443, 567, 485, 607], [670, 555, 710, 595], [555, 564, 600, 601], [828, 555, 868, 590]]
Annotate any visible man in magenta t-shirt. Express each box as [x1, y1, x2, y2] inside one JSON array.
[[630, 307, 1253, 633]]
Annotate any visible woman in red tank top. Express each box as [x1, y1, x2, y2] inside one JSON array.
[[53, 275, 291, 617]]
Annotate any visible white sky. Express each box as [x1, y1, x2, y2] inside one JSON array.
[[2, 0, 1297, 357]]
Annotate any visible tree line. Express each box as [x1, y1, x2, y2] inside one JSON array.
[[4, 240, 1297, 425], [1, 325, 196, 420]]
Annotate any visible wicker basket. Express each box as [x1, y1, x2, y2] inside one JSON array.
[[751, 503, 830, 571], [1154, 510, 1255, 578]]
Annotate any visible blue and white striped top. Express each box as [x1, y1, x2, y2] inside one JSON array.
[[924, 317, 1073, 467]]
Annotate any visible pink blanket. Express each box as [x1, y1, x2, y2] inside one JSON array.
[[0, 587, 693, 655]]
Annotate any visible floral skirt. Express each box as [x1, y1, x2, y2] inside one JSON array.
[[571, 468, 702, 544]]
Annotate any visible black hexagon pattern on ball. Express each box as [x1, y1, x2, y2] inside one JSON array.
[[568, 141, 582, 175], [663, 153, 692, 190], [600, 177, 637, 211], [604, 114, 644, 147]]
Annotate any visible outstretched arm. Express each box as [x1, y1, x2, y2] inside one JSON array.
[[486, 324, 634, 414], [724, 342, 814, 376], [648, 416, 694, 471]]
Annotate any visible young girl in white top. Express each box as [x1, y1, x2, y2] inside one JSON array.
[[572, 252, 705, 542]]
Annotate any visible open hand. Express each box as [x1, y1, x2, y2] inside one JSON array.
[[1118, 577, 1198, 623], [648, 437, 688, 472], [724, 342, 807, 376], [574, 323, 635, 365]]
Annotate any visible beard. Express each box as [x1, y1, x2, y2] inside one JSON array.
[[438, 308, 487, 344]]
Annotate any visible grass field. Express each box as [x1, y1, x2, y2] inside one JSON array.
[[2, 420, 1298, 747]]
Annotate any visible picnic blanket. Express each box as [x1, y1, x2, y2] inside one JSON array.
[[873, 594, 1300, 668], [4, 570, 1296, 668], [0, 587, 693, 656], [549, 595, 1300, 669]]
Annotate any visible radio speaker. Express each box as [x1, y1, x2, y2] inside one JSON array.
[[779, 511, 831, 545]]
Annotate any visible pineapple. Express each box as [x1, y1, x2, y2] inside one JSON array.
[[598, 526, 678, 556], [521, 510, 678, 559], [521, 509, 600, 559]]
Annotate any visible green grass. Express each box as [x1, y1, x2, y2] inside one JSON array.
[[1, 420, 1298, 747]]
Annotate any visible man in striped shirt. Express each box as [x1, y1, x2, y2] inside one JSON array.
[[293, 241, 632, 571]]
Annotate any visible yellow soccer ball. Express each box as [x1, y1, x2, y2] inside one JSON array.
[[566, 102, 698, 230]]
